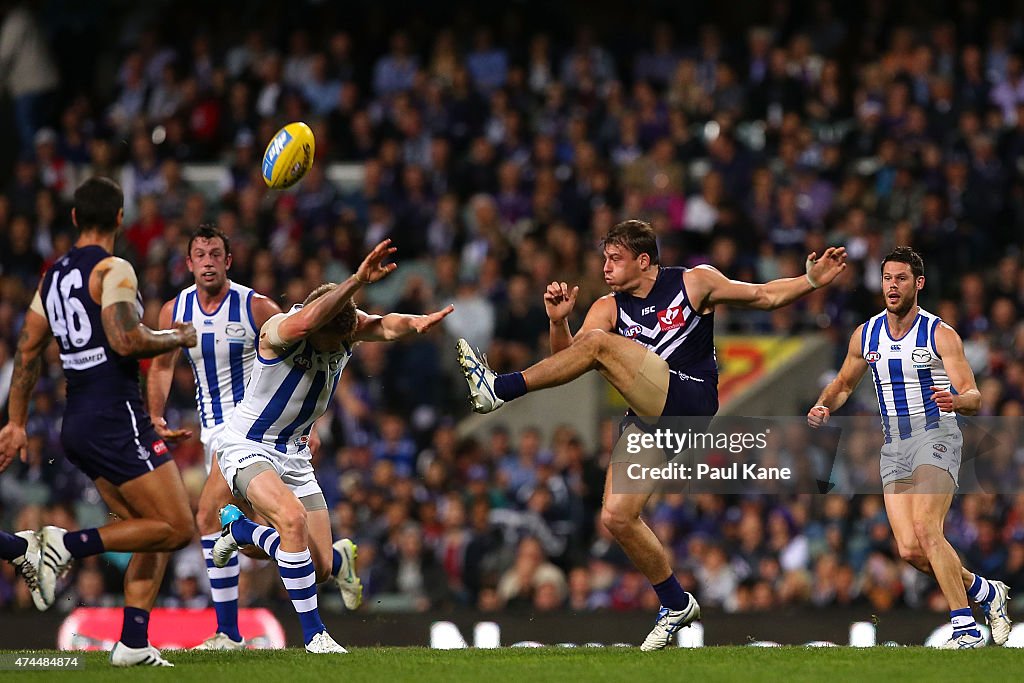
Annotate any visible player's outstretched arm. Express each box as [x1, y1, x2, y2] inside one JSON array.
[[97, 257, 197, 358], [0, 291, 52, 471], [808, 324, 869, 427], [692, 247, 848, 311], [352, 304, 455, 342], [272, 239, 397, 347], [931, 323, 981, 415], [146, 299, 191, 443]]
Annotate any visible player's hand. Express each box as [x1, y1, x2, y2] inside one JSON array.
[[356, 239, 398, 284], [412, 304, 455, 334], [807, 405, 830, 428], [806, 247, 848, 288], [175, 322, 198, 348], [544, 281, 579, 323], [931, 386, 956, 412], [154, 417, 192, 443], [0, 423, 28, 473]]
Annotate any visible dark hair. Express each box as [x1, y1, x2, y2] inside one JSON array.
[[599, 219, 660, 264], [187, 225, 232, 256], [303, 283, 358, 340], [73, 177, 124, 232], [881, 246, 925, 278]]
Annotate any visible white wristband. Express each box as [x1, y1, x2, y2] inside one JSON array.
[[805, 256, 821, 289]]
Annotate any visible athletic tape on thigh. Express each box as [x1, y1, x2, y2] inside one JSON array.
[[626, 349, 670, 418], [299, 492, 328, 511], [235, 461, 276, 499]]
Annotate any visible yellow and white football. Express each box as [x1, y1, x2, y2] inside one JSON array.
[[261, 121, 315, 190]]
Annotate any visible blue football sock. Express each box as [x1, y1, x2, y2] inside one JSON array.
[[0, 531, 28, 561], [120, 607, 150, 649], [63, 529, 104, 558], [652, 574, 690, 611], [494, 372, 527, 401]]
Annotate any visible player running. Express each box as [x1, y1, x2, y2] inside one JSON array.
[[210, 239, 453, 653], [808, 246, 1012, 649], [457, 219, 848, 650], [147, 225, 284, 649], [0, 177, 198, 667]]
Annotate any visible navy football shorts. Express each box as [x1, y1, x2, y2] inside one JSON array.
[[61, 399, 172, 485]]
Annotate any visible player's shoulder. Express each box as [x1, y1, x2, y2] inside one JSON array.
[[95, 254, 133, 274]]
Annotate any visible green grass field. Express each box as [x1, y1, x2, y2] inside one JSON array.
[[1, 647, 1022, 682]]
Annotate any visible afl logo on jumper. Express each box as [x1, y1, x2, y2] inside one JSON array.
[[865, 351, 881, 363], [623, 325, 643, 338], [657, 306, 685, 331]]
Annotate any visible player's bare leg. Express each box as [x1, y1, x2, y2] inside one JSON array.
[[460, 330, 668, 416], [37, 461, 195, 611], [220, 469, 345, 653], [79, 467, 192, 667], [307, 507, 362, 609], [896, 466, 985, 648], [884, 473, 1011, 643]]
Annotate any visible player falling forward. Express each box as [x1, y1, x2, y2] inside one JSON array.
[[809, 247, 1011, 649], [0, 177, 197, 667], [458, 219, 848, 649], [147, 225, 286, 649], [210, 239, 453, 653]]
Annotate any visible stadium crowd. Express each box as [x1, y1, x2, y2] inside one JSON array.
[[3, 0, 1024, 618]]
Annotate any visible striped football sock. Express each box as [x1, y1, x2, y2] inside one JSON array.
[[252, 525, 282, 559], [967, 573, 995, 604], [276, 548, 325, 644], [951, 607, 981, 638], [201, 532, 241, 642]]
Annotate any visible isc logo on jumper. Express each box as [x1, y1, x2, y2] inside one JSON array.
[[658, 306, 685, 331], [262, 129, 293, 181]]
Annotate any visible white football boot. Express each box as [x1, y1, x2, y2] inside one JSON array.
[[37, 526, 73, 609], [640, 595, 702, 651], [11, 530, 46, 611], [193, 632, 246, 650], [332, 538, 363, 610], [110, 642, 174, 667], [457, 339, 504, 414], [939, 631, 986, 649], [983, 581, 1012, 646], [212, 504, 243, 569], [305, 631, 348, 654]]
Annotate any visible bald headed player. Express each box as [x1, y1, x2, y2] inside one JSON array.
[[147, 225, 284, 649], [459, 219, 847, 649]]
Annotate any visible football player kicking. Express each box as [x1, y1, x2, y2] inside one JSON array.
[[809, 247, 1012, 648], [210, 239, 453, 653]]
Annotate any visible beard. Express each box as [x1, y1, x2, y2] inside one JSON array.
[[885, 294, 916, 316]]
